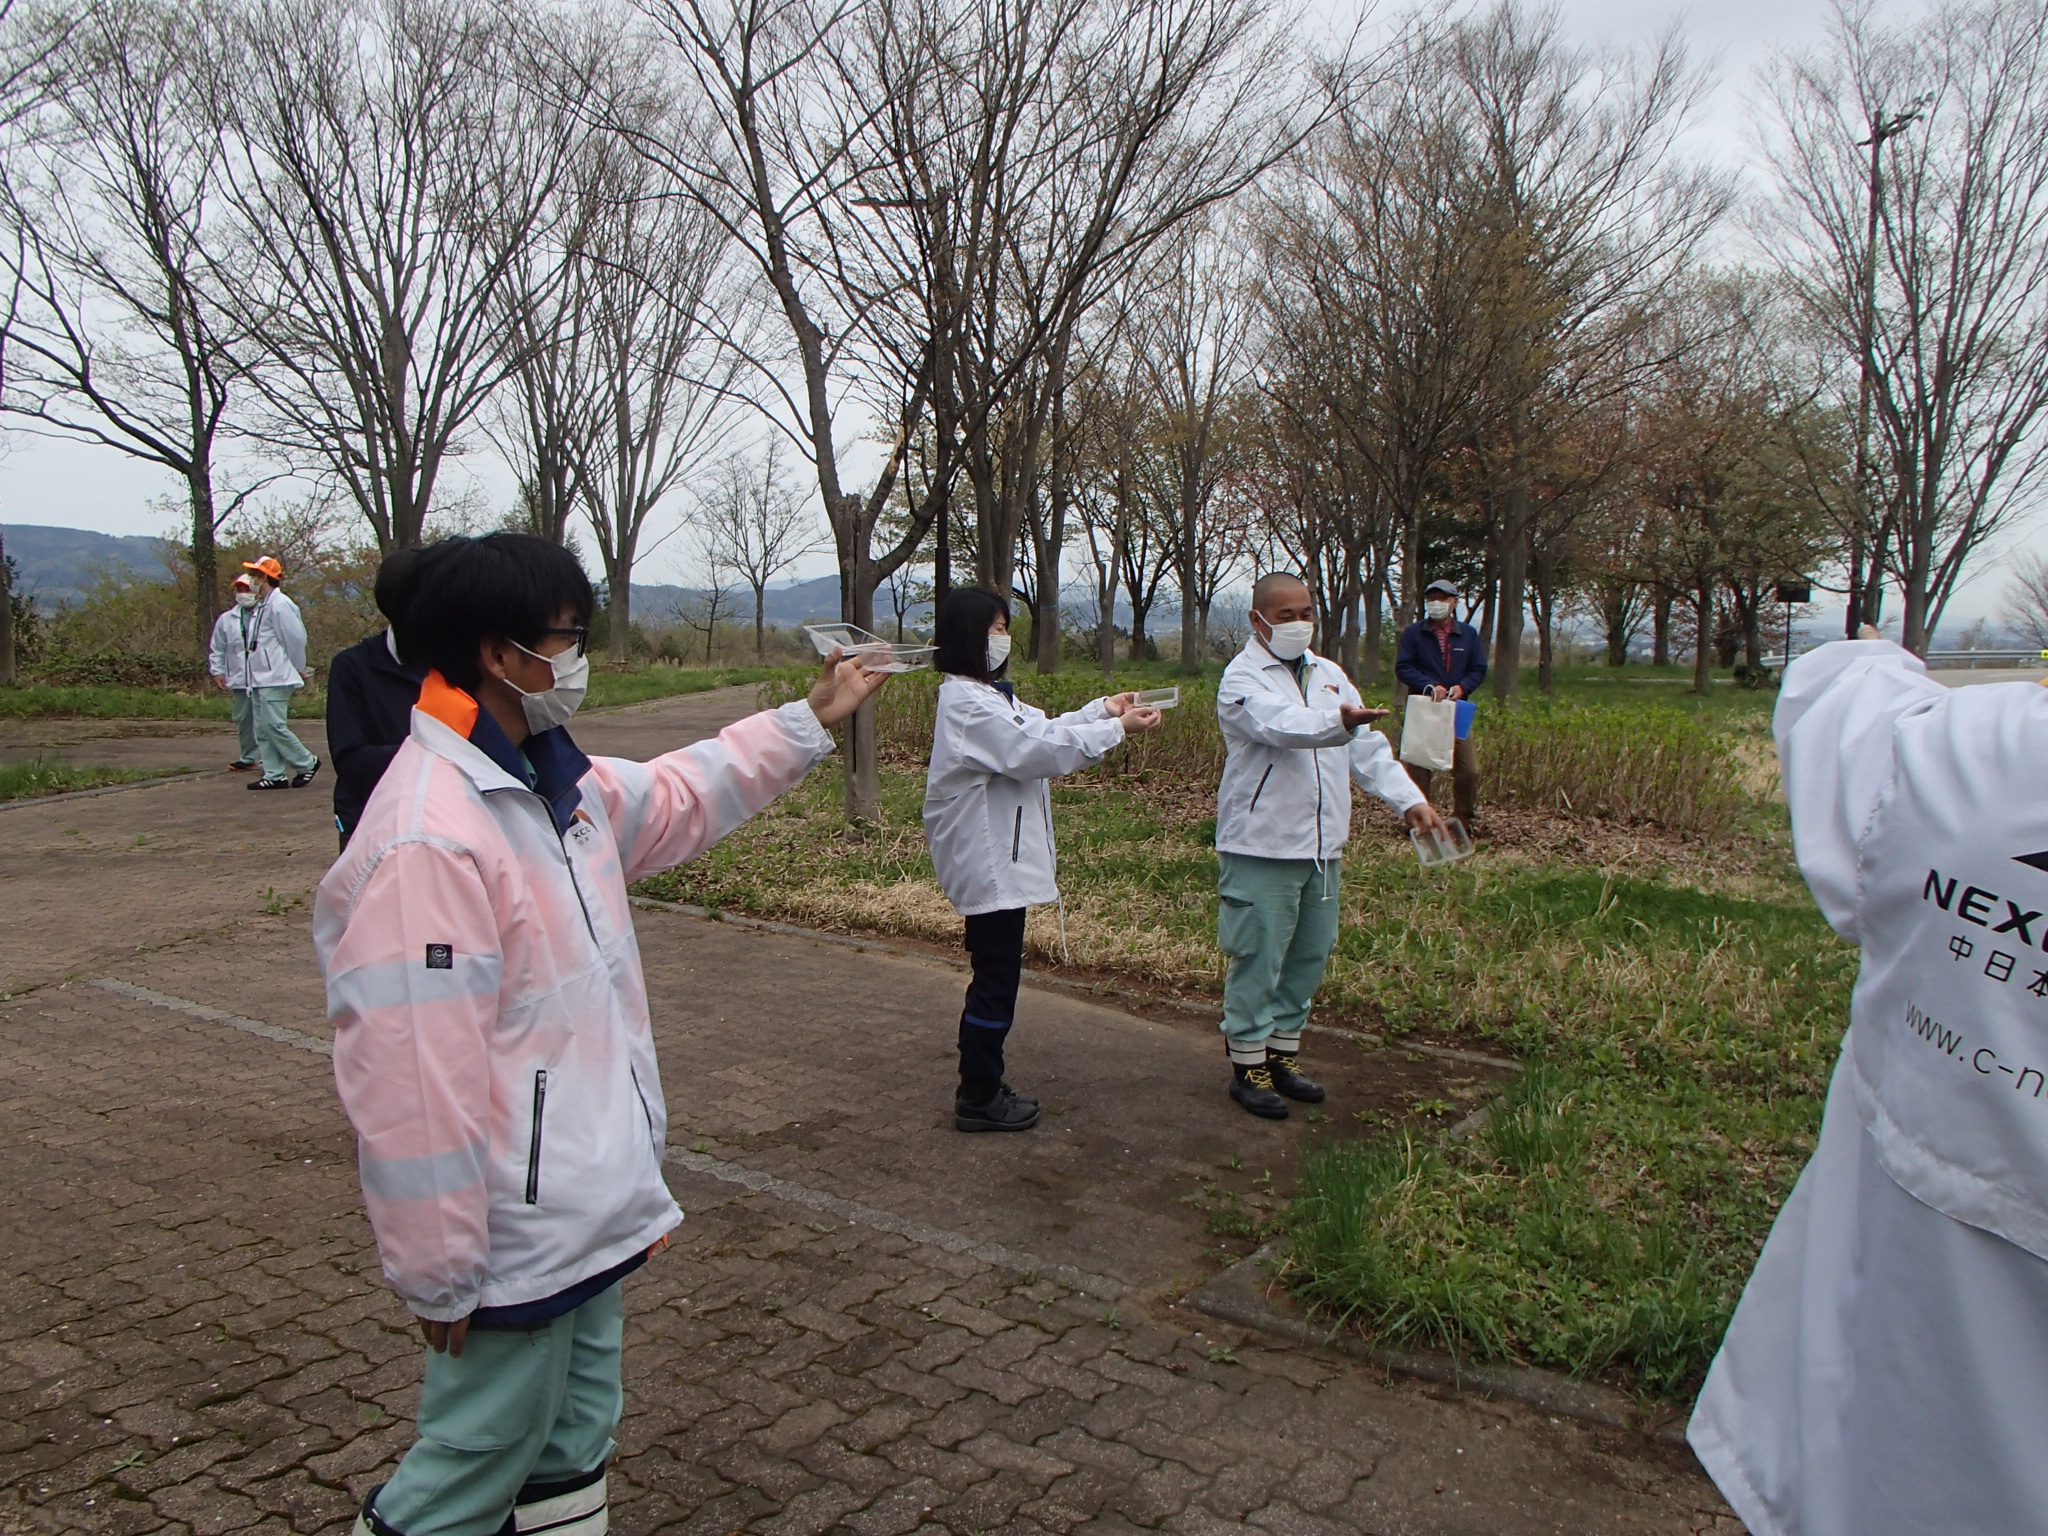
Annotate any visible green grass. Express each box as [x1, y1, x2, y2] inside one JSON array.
[[583, 664, 782, 710], [640, 661, 1841, 1399], [0, 758, 185, 800], [0, 684, 244, 720]]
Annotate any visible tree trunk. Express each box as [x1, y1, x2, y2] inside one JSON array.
[[190, 468, 219, 666], [754, 586, 767, 662], [1477, 547, 1498, 655], [933, 501, 951, 609], [1692, 586, 1714, 694], [1179, 588, 1199, 673], [1491, 474, 1529, 701], [1653, 591, 1672, 666], [1602, 588, 1629, 665], [1360, 585, 1382, 687], [842, 536, 882, 822], [1338, 579, 1360, 680], [0, 529, 14, 686], [608, 557, 634, 664]]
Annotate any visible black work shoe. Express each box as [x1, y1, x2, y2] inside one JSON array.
[[1266, 1052, 1325, 1103], [955, 1084, 1040, 1132], [290, 757, 322, 788], [1230, 1063, 1289, 1120], [247, 776, 292, 791]]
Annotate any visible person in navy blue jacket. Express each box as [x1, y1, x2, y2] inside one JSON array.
[[1394, 578, 1486, 823], [327, 550, 427, 849]]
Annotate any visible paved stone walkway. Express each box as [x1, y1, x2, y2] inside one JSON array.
[[0, 688, 1743, 1535]]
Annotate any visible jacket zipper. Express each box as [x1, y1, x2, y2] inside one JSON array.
[[1249, 763, 1274, 813], [525, 1069, 548, 1204], [1010, 805, 1024, 862]]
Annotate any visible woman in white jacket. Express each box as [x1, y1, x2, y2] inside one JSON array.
[[922, 589, 1162, 1131]]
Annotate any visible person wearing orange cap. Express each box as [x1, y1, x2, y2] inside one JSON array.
[[207, 573, 264, 770], [239, 555, 321, 791]]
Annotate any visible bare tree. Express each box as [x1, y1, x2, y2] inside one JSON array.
[[0, 0, 253, 659], [697, 436, 822, 658], [1762, 0, 2048, 653], [1449, 1, 1726, 700], [2004, 552, 2048, 648], [215, 0, 579, 550]]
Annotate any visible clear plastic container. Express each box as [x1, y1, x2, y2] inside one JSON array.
[[1135, 686, 1180, 710], [802, 623, 934, 673], [1409, 817, 1474, 868]]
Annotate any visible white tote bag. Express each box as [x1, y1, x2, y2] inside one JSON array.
[[1399, 694, 1457, 772]]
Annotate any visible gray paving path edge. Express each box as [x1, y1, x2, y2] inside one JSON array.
[[0, 767, 206, 811], [1184, 1242, 1694, 1444]]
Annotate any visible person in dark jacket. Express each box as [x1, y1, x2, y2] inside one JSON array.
[[327, 550, 427, 849], [1393, 577, 1486, 823]]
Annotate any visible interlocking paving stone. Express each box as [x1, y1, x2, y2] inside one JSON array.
[[1, 689, 1747, 1534]]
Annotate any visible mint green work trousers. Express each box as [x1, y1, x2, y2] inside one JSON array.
[[250, 684, 317, 780], [1217, 853, 1341, 1059], [371, 1283, 623, 1536], [227, 688, 259, 764]]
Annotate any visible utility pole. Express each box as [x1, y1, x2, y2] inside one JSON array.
[[1846, 101, 1925, 637]]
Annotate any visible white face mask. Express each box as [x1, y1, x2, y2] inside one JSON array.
[[234, 591, 256, 609], [507, 640, 590, 733], [1425, 600, 1454, 621], [986, 631, 1012, 674], [1260, 619, 1314, 661]]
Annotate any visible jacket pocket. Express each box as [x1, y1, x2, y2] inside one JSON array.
[[524, 1069, 548, 1205], [1248, 764, 1275, 814], [1010, 805, 1024, 862]]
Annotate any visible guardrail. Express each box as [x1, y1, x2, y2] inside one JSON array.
[[1760, 648, 2048, 670]]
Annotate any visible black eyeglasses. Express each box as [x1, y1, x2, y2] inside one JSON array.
[[538, 626, 589, 658]]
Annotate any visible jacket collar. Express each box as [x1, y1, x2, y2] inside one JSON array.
[[1239, 635, 1324, 676], [411, 670, 589, 831]]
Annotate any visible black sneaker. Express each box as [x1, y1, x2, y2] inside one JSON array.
[[230, 758, 258, 772], [1230, 1063, 1289, 1120], [247, 777, 292, 791], [1267, 1052, 1325, 1103], [955, 1085, 1040, 1133], [290, 758, 322, 788]]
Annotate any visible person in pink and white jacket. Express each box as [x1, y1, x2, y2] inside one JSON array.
[[313, 533, 887, 1536]]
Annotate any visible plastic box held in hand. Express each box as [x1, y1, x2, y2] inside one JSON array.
[[802, 622, 934, 674]]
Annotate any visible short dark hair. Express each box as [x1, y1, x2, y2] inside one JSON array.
[[402, 533, 594, 691], [373, 548, 422, 659], [932, 587, 1010, 682]]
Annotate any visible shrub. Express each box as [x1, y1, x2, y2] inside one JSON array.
[[1464, 701, 1746, 837]]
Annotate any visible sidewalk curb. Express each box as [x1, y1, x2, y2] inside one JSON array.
[[0, 768, 205, 811], [1184, 1242, 1692, 1443], [627, 896, 1517, 1072]]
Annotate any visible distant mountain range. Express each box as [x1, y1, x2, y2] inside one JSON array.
[[2, 523, 1173, 634], [3, 523, 177, 609]]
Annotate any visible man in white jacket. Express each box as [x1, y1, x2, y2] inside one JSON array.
[[239, 555, 322, 791], [207, 573, 263, 770], [1214, 573, 1442, 1118], [1688, 634, 2048, 1535]]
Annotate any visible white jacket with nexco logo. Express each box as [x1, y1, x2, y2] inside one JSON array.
[[922, 676, 1127, 916], [1214, 638, 1422, 861], [1687, 640, 2048, 1536], [1776, 640, 2048, 1251]]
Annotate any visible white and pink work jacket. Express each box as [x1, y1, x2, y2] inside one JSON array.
[[312, 673, 834, 1322]]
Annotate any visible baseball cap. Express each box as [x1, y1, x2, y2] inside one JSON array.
[[1424, 579, 1460, 599], [231, 573, 253, 590], [242, 555, 284, 581]]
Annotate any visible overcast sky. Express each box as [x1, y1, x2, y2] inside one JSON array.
[[4, 0, 2036, 624]]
